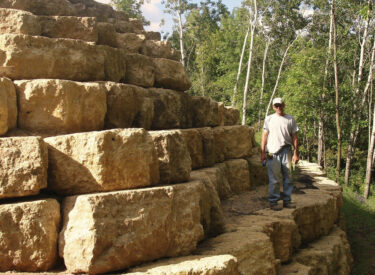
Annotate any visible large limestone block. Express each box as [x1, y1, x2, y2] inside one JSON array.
[[44, 129, 159, 195], [246, 149, 268, 187], [0, 199, 60, 272], [153, 58, 191, 91], [257, 191, 337, 243], [181, 129, 204, 169], [191, 170, 225, 237], [224, 159, 250, 193], [0, 34, 126, 82], [224, 106, 241, 126], [0, 77, 17, 135], [71, 0, 121, 21], [15, 79, 106, 135], [39, 16, 98, 42], [141, 40, 180, 61], [116, 33, 145, 53], [0, 136, 47, 199], [0, 8, 41, 35], [147, 88, 192, 129], [197, 127, 216, 167], [60, 182, 204, 274], [209, 163, 232, 199], [150, 130, 191, 184], [125, 53, 155, 87], [213, 125, 253, 162], [145, 31, 161, 41], [97, 22, 117, 47], [0, 0, 77, 16], [291, 226, 352, 275], [192, 96, 220, 127], [195, 230, 277, 275], [112, 19, 143, 33], [104, 82, 153, 129], [127, 255, 239, 275]]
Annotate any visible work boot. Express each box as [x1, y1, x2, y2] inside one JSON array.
[[283, 201, 296, 209], [270, 203, 283, 211]]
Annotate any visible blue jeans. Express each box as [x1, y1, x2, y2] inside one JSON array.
[[267, 146, 293, 204]]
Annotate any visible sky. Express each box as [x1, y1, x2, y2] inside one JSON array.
[[94, 0, 239, 35]]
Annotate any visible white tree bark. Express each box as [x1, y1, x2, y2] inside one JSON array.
[[177, 0, 185, 67], [232, 24, 250, 107], [365, 104, 375, 199], [257, 38, 270, 130], [241, 0, 257, 125], [264, 36, 298, 118]]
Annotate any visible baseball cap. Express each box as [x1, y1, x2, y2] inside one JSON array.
[[272, 98, 283, 105]]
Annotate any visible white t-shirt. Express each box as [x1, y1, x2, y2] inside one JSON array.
[[263, 113, 299, 154]]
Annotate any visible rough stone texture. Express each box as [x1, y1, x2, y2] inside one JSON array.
[[191, 170, 225, 237], [197, 127, 216, 167], [153, 58, 191, 91], [281, 226, 353, 275], [44, 129, 159, 195], [127, 255, 239, 275], [104, 82, 148, 129], [223, 106, 241, 126], [192, 96, 220, 127], [71, 0, 122, 22], [207, 164, 232, 200], [141, 40, 180, 61], [15, 79, 107, 135], [116, 33, 145, 53], [39, 15, 98, 42], [150, 130, 191, 184], [125, 53, 155, 87], [0, 34, 126, 82], [181, 129, 204, 169], [97, 22, 117, 47], [0, 8, 41, 35], [224, 159, 250, 193], [195, 230, 277, 275], [0, 199, 60, 272], [246, 148, 268, 187], [60, 182, 204, 274], [112, 19, 143, 33], [147, 88, 192, 130], [0, 77, 17, 135], [0, 0, 77, 16], [144, 31, 161, 41], [213, 125, 253, 163], [257, 190, 338, 244], [0, 136, 47, 199]]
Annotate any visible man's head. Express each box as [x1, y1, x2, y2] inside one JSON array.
[[272, 97, 285, 116]]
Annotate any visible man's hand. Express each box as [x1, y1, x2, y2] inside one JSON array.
[[260, 152, 267, 164], [292, 153, 299, 164]]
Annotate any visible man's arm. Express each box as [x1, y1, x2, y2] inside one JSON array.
[[260, 130, 269, 163], [292, 132, 299, 164]]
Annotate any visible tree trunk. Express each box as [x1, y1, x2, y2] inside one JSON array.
[[257, 38, 270, 131], [265, 36, 297, 118], [332, 0, 341, 182], [242, 0, 257, 125], [232, 24, 250, 107], [344, 0, 371, 185], [177, 0, 185, 67]]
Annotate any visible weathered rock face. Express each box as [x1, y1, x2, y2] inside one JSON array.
[[181, 129, 204, 169], [72, 0, 120, 21], [150, 130, 191, 184], [39, 15, 98, 42], [190, 170, 225, 237], [0, 136, 47, 199], [280, 226, 352, 275], [15, 79, 107, 135], [213, 125, 253, 162], [224, 159, 250, 193], [0, 77, 17, 135], [45, 129, 159, 195], [127, 255, 239, 275], [0, 8, 41, 35], [60, 182, 204, 274], [192, 96, 220, 127], [0, 0, 77, 16], [141, 40, 179, 61], [147, 88, 192, 129], [153, 58, 191, 91], [195, 230, 277, 275], [0, 199, 60, 272], [223, 105, 240, 126], [209, 164, 232, 200], [125, 53, 155, 87], [197, 127, 216, 167], [246, 148, 268, 187], [0, 34, 126, 82], [116, 32, 145, 52], [97, 22, 117, 47]]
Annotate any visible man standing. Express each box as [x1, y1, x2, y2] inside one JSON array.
[[261, 98, 299, 211]]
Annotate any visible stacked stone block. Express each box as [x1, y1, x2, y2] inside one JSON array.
[[0, 0, 352, 274]]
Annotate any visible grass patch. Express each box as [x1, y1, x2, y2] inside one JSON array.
[[341, 187, 375, 274]]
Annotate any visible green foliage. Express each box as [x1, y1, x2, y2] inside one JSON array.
[[111, 0, 150, 25]]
